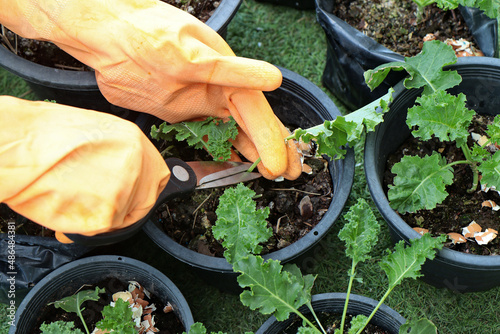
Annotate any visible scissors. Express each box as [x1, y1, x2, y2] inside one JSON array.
[[66, 158, 262, 245]]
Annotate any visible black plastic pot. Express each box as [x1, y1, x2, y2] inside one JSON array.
[[8, 255, 194, 333], [0, 0, 242, 115], [315, 0, 497, 110], [143, 67, 355, 293], [256, 293, 406, 333], [365, 57, 500, 293]]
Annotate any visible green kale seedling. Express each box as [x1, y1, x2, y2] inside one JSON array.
[[96, 298, 136, 334], [151, 116, 238, 161], [286, 89, 393, 160], [39, 321, 84, 334], [365, 39, 500, 213], [212, 183, 272, 264], [186, 190, 445, 334], [48, 286, 104, 334]]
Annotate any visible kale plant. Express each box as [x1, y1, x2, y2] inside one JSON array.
[[185, 186, 445, 334], [365, 39, 500, 213]]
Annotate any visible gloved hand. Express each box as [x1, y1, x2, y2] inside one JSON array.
[[0, 96, 170, 243], [0, 0, 302, 180]]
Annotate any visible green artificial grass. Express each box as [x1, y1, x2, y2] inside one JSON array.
[[1, 1, 500, 333]]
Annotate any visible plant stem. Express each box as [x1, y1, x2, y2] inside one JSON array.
[[339, 262, 357, 334], [306, 302, 328, 334], [76, 307, 90, 334], [459, 143, 479, 192], [355, 287, 394, 334], [295, 305, 325, 334], [247, 158, 260, 173]]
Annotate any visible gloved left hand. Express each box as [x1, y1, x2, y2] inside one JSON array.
[[0, 96, 170, 243]]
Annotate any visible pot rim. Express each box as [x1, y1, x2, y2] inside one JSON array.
[[365, 56, 500, 267], [256, 292, 406, 334], [9, 255, 194, 334]]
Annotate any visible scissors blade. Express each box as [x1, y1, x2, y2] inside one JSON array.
[[186, 161, 262, 189]]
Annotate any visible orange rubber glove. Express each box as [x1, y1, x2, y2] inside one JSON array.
[[0, 0, 302, 180], [0, 96, 170, 243]]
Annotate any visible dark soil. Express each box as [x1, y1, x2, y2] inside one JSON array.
[[384, 114, 500, 255], [0, 0, 218, 70], [282, 311, 391, 334], [153, 140, 333, 257], [331, 0, 479, 57], [33, 277, 185, 334]]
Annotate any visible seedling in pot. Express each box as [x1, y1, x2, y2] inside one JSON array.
[[39, 281, 171, 334], [185, 186, 445, 334], [365, 40, 500, 216]]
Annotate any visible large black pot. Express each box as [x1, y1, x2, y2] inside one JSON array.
[[143, 67, 355, 293], [315, 0, 497, 110], [8, 255, 194, 333], [0, 0, 242, 115], [365, 57, 500, 293], [256, 293, 406, 333]]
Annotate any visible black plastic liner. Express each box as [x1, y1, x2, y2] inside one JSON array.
[[316, 0, 498, 110], [0, 234, 92, 305]]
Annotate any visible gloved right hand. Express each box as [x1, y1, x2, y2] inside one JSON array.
[[0, 0, 303, 180], [0, 96, 169, 243]]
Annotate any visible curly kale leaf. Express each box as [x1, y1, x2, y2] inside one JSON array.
[[213, 183, 272, 264], [339, 198, 380, 265], [477, 150, 500, 189], [40, 321, 84, 334], [380, 233, 446, 289], [151, 116, 238, 161], [234, 255, 316, 322], [407, 90, 474, 146], [287, 89, 393, 160], [388, 153, 454, 213], [96, 298, 136, 334], [364, 40, 461, 95]]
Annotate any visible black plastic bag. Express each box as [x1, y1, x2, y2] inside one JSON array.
[[0, 234, 93, 305], [316, 0, 498, 110]]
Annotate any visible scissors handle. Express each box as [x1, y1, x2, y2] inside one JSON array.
[[156, 157, 197, 205]]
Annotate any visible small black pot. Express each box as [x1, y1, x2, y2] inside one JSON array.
[[364, 57, 500, 293], [8, 255, 194, 334], [256, 293, 406, 333], [143, 67, 355, 293], [315, 0, 497, 110], [0, 0, 242, 115]]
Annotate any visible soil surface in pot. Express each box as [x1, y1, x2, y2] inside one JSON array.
[[0, 203, 55, 238], [33, 277, 185, 334], [331, 0, 480, 57], [384, 114, 500, 256], [0, 0, 219, 70], [282, 311, 392, 334], [153, 140, 333, 257]]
